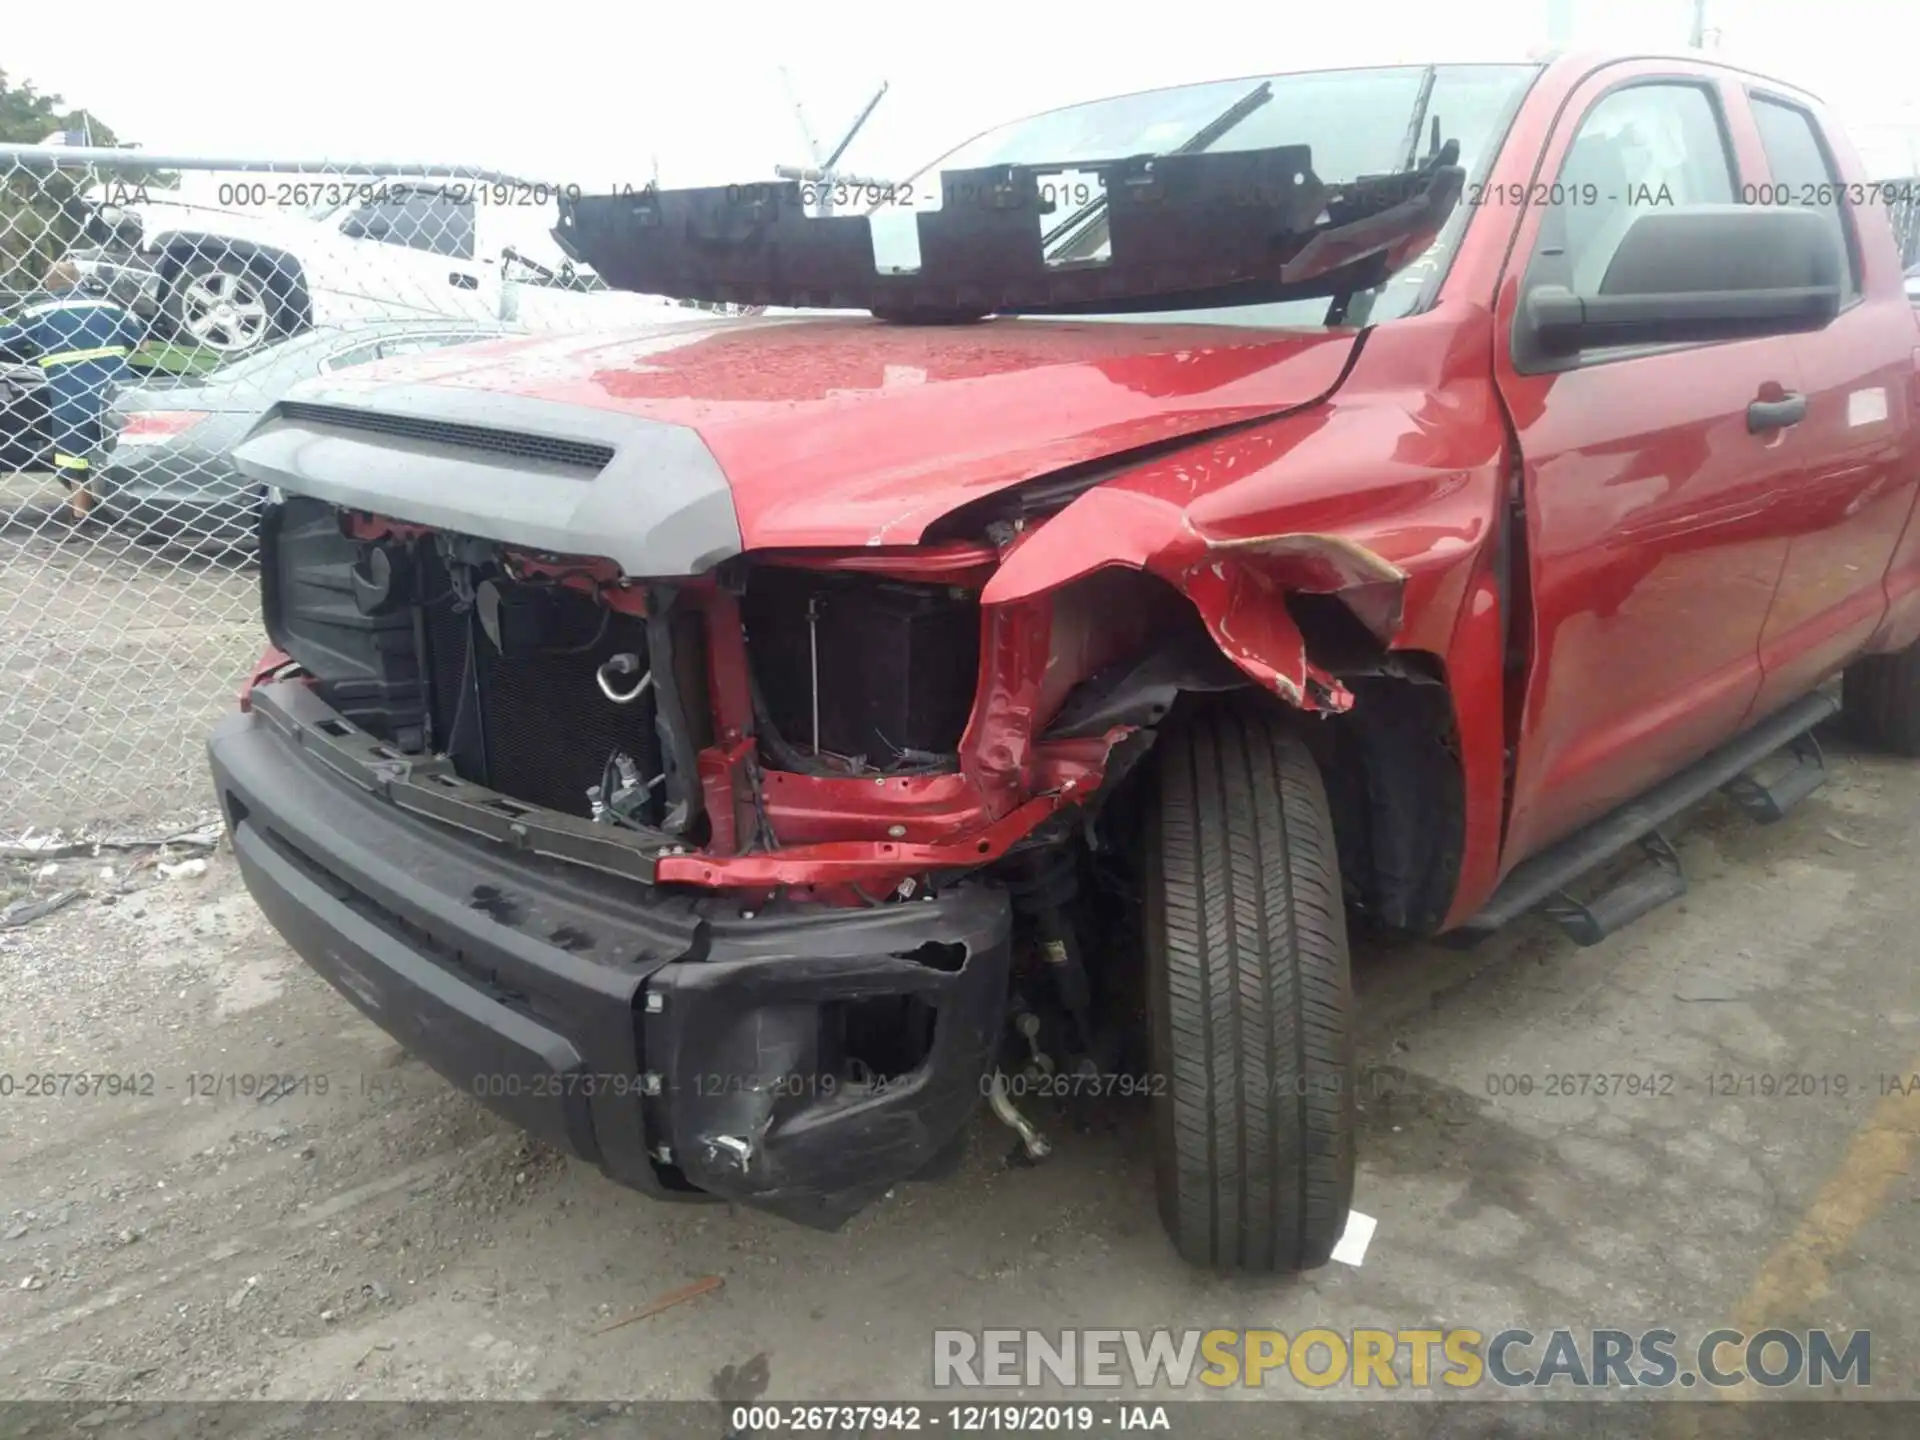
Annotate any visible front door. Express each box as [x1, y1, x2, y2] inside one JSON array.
[[1492, 66, 1808, 866]]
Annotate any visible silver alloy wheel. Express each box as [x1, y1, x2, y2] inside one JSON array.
[[176, 266, 272, 353]]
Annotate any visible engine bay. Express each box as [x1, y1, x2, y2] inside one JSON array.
[[250, 496, 1164, 1160], [741, 564, 979, 777], [259, 498, 1007, 856]]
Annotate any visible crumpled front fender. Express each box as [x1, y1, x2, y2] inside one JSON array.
[[981, 485, 1412, 713]]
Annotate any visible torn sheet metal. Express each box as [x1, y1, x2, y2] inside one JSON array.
[[1178, 557, 1356, 712]]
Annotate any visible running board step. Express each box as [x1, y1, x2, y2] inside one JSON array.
[[1541, 833, 1686, 947], [1721, 733, 1828, 822], [1459, 690, 1839, 937]]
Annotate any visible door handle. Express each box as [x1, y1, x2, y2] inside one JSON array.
[[1747, 392, 1807, 434], [449, 273, 478, 290]]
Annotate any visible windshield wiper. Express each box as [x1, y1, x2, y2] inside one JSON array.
[[1041, 80, 1274, 260], [1397, 66, 1440, 173], [1324, 65, 1445, 327]]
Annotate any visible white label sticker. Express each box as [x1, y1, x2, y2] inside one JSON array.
[[1330, 1209, 1377, 1267], [1848, 388, 1889, 428]]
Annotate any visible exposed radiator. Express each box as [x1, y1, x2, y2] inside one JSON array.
[[420, 566, 662, 819]]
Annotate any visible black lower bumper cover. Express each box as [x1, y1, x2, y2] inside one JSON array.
[[208, 701, 1012, 1228]]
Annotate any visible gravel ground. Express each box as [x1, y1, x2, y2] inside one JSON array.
[[0, 479, 260, 837], [0, 718, 1916, 1431]]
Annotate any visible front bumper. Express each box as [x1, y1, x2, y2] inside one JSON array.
[[207, 686, 1013, 1228]]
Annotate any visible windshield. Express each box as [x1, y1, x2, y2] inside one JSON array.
[[883, 62, 1538, 326]]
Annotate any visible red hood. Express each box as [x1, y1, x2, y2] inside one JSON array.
[[332, 315, 1359, 548]]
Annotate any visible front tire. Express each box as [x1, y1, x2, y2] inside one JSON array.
[[1143, 704, 1355, 1272], [1842, 640, 1920, 756], [162, 252, 284, 356]]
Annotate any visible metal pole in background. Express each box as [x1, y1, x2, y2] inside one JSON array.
[[0, 145, 543, 189], [1689, 0, 1707, 48], [779, 67, 828, 175]]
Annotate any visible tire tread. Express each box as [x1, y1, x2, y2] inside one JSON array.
[[1145, 705, 1354, 1272]]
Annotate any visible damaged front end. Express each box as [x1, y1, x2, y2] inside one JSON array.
[[223, 443, 1389, 1222], [220, 473, 1255, 1224], [204, 76, 1472, 1217], [206, 316, 1440, 1217], [261, 504, 1151, 892]]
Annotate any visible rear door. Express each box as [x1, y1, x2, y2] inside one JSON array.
[[1740, 90, 1919, 716], [1492, 65, 1808, 865]]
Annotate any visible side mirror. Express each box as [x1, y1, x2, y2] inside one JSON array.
[[1522, 205, 1843, 357]]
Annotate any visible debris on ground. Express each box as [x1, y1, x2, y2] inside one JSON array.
[[0, 820, 224, 863], [1675, 975, 1745, 1002], [591, 1274, 724, 1335], [1, 889, 85, 930], [3, 817, 228, 919]]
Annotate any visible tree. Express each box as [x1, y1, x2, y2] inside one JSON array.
[[0, 69, 128, 300]]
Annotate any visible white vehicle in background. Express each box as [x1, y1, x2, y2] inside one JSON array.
[[68, 176, 732, 356]]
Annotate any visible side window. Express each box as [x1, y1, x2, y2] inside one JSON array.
[[340, 191, 476, 261], [1540, 83, 1737, 299], [423, 195, 476, 261], [1749, 96, 1860, 302]]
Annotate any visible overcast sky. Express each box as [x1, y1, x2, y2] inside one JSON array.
[[7, 0, 1919, 182]]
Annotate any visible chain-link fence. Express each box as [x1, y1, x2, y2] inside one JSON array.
[[0, 146, 740, 836]]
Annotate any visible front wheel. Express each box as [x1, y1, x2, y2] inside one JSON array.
[[1143, 704, 1356, 1272], [162, 252, 283, 356]]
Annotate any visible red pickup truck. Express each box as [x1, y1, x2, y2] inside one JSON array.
[[210, 51, 1920, 1274]]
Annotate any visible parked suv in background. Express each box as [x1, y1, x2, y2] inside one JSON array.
[[68, 177, 704, 357], [211, 52, 1920, 1274]]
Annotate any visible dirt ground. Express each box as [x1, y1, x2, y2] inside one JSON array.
[[0, 481, 261, 837], [1, 708, 1917, 1429]]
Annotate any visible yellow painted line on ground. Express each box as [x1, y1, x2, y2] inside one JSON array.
[[1724, 1069, 1920, 1338], [1660, 1061, 1920, 1436]]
